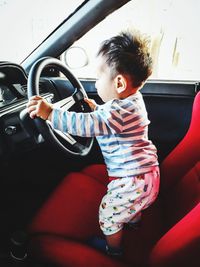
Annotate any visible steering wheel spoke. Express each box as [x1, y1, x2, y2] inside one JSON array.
[[51, 127, 77, 146], [53, 95, 75, 111]]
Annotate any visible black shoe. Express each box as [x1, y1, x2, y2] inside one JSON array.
[[106, 245, 123, 258], [86, 236, 123, 258], [86, 236, 107, 253]]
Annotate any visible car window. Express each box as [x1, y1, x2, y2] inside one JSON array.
[[63, 0, 200, 82], [0, 0, 84, 63]]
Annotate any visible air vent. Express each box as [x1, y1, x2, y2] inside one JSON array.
[[20, 82, 45, 95], [21, 84, 27, 95], [12, 83, 27, 97]]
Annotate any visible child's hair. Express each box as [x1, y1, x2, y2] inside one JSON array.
[[97, 30, 153, 88]]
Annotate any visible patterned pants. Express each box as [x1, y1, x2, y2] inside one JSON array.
[[99, 166, 160, 235]]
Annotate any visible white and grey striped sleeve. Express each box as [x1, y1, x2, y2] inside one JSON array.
[[50, 105, 123, 137]]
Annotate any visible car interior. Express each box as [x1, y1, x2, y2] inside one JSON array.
[[0, 0, 199, 266]]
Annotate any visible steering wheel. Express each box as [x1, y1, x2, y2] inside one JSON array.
[[27, 56, 94, 157]]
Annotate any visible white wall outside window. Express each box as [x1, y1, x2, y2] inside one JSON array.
[[67, 0, 200, 82]]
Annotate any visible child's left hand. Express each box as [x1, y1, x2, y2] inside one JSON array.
[[84, 98, 97, 111], [26, 95, 53, 120]]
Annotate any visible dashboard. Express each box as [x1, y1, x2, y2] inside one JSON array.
[[0, 62, 59, 159], [0, 62, 54, 108], [0, 62, 28, 107], [0, 84, 19, 107]]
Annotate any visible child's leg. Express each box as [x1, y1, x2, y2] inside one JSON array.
[[98, 170, 160, 255], [99, 177, 145, 241], [105, 213, 141, 249], [105, 229, 123, 249], [105, 230, 123, 256]]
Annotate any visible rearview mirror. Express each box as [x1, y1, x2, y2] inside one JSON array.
[[64, 46, 89, 69]]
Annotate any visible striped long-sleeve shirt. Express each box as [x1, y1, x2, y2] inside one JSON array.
[[51, 91, 158, 177]]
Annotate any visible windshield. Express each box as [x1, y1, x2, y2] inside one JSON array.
[[0, 0, 84, 64]]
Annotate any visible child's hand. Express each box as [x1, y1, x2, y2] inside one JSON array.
[[26, 95, 53, 120], [84, 98, 97, 111]]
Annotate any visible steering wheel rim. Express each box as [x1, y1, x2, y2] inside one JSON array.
[[27, 56, 94, 157]]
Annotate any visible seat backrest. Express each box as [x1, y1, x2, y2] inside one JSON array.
[[160, 91, 200, 226], [160, 91, 200, 191], [150, 92, 200, 267], [164, 160, 200, 228], [150, 202, 200, 267]]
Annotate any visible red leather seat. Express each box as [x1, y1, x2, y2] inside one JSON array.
[[28, 92, 200, 267]]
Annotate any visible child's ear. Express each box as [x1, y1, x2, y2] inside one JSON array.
[[114, 74, 127, 94]]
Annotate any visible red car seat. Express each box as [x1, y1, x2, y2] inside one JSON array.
[[28, 92, 200, 267]]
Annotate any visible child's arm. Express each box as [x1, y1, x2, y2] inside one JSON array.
[[27, 95, 122, 137], [27, 96, 98, 119]]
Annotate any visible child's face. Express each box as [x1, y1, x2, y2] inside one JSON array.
[[95, 56, 118, 102]]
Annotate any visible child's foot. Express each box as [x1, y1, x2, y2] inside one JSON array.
[[86, 236, 107, 253], [86, 236, 123, 258], [106, 245, 123, 258]]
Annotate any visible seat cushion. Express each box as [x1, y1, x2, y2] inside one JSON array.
[[29, 235, 127, 267], [29, 172, 106, 240], [28, 165, 164, 266], [81, 164, 108, 186]]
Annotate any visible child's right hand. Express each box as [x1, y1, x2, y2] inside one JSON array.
[[26, 95, 53, 120], [84, 98, 97, 111]]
